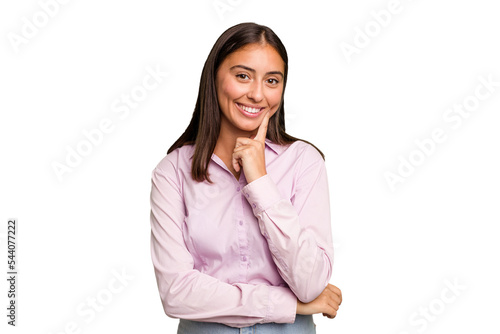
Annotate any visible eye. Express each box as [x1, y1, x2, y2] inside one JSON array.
[[266, 78, 279, 85], [236, 74, 250, 80]]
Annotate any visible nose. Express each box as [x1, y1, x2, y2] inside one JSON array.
[[247, 81, 264, 102]]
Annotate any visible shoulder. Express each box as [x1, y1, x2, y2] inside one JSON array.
[[280, 140, 326, 181], [283, 140, 324, 164], [152, 144, 195, 176]]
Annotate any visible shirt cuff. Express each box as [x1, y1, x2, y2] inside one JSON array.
[[242, 174, 283, 215], [264, 286, 297, 324]]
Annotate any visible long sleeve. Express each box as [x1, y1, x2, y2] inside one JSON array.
[[150, 160, 297, 328], [241, 144, 334, 303]]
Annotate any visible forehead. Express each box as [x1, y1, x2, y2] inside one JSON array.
[[221, 43, 285, 72]]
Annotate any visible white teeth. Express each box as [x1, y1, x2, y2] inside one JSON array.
[[238, 103, 261, 114]]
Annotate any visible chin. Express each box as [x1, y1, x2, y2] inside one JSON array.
[[235, 120, 259, 132]]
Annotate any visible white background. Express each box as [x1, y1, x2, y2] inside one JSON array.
[[1, 0, 499, 333]]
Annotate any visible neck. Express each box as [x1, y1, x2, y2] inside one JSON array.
[[214, 118, 258, 159]]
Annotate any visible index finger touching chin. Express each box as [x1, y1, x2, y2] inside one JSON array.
[[254, 110, 271, 143]]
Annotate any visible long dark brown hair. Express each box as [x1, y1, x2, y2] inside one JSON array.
[[167, 22, 325, 183]]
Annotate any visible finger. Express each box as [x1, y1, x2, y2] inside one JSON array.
[[328, 292, 342, 308], [328, 298, 340, 311], [232, 152, 241, 172], [327, 284, 342, 305], [323, 307, 337, 319], [326, 289, 342, 307], [233, 160, 240, 173], [233, 146, 248, 153], [235, 137, 252, 148], [253, 110, 270, 143], [328, 306, 337, 318]]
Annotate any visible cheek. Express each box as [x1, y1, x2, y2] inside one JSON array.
[[268, 89, 283, 109], [219, 79, 246, 102]]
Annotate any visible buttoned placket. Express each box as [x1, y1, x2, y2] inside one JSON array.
[[211, 154, 251, 283]]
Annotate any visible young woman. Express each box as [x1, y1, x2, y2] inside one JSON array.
[[150, 22, 342, 333]]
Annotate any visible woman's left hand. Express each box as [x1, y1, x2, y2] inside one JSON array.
[[296, 284, 342, 319], [232, 111, 271, 184]]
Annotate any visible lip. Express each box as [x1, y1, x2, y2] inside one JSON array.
[[235, 102, 266, 118]]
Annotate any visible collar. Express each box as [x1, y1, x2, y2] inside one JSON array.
[[265, 138, 287, 155]]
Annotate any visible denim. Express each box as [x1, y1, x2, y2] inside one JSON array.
[[177, 315, 316, 334]]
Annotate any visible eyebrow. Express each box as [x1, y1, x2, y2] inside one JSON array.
[[230, 65, 284, 78]]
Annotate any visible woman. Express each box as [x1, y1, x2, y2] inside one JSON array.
[[150, 22, 342, 333]]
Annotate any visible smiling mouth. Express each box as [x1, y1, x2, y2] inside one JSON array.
[[236, 103, 265, 114]]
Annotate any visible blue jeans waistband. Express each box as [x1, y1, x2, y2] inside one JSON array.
[[177, 314, 316, 333]]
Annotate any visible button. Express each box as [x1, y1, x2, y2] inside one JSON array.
[[242, 256, 247, 262], [236, 186, 241, 192], [245, 193, 250, 198], [239, 220, 243, 226], [252, 203, 257, 209]]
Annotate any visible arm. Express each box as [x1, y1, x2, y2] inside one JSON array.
[[150, 161, 297, 328], [241, 143, 334, 303]]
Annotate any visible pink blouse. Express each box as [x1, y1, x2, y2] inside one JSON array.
[[150, 139, 334, 328]]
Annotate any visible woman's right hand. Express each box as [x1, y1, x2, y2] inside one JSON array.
[[296, 284, 342, 319]]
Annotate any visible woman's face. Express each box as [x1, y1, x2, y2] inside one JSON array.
[[215, 43, 285, 136]]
